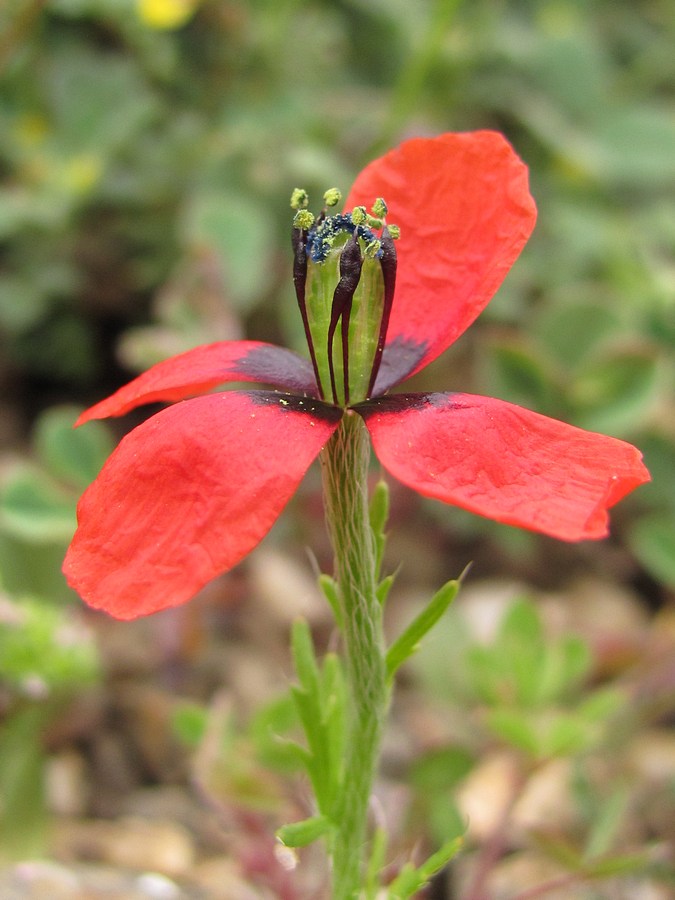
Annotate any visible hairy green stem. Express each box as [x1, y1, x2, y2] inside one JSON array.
[[320, 412, 389, 899]]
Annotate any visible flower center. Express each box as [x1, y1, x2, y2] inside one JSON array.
[[291, 188, 398, 407]]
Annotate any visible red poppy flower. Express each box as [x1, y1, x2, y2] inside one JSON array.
[[63, 132, 650, 619]]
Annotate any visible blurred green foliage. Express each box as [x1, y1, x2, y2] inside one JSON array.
[[409, 596, 669, 892], [0, 590, 99, 860], [0, 405, 105, 859], [0, 405, 114, 598]]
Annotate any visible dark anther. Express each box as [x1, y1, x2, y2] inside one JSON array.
[[292, 228, 323, 399], [328, 234, 363, 405], [367, 226, 397, 397]]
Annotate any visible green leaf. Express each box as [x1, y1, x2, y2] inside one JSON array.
[[376, 573, 396, 606], [0, 707, 49, 861], [46, 44, 155, 156], [369, 479, 390, 579], [593, 106, 675, 187], [537, 635, 591, 705], [364, 828, 388, 899], [485, 340, 558, 412], [544, 712, 592, 756], [249, 693, 301, 772], [182, 190, 273, 310], [495, 598, 546, 707], [277, 815, 331, 848], [586, 852, 652, 879], [34, 405, 114, 488], [0, 597, 99, 689], [629, 514, 675, 588], [319, 574, 343, 629], [290, 621, 346, 816], [0, 469, 75, 542], [636, 433, 675, 509], [534, 300, 621, 368], [573, 350, 659, 433], [0, 274, 50, 334], [485, 709, 540, 755], [172, 702, 208, 747], [387, 837, 463, 898], [369, 479, 390, 536], [585, 785, 630, 860], [386, 578, 460, 681], [577, 687, 623, 726], [531, 831, 583, 870], [409, 746, 475, 794], [291, 619, 321, 698]]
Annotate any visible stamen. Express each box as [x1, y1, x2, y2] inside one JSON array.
[[367, 226, 397, 397], [371, 197, 388, 218], [291, 227, 323, 399], [290, 188, 309, 210], [293, 209, 315, 230], [364, 239, 382, 258], [351, 206, 367, 226], [323, 188, 342, 207], [327, 234, 363, 405]]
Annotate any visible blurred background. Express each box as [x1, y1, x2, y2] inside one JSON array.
[[0, 0, 674, 896]]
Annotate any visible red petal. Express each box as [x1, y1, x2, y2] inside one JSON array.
[[346, 132, 537, 391], [360, 393, 650, 541], [76, 341, 318, 425], [64, 392, 341, 618]]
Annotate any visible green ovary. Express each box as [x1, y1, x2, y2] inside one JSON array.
[[305, 249, 384, 407]]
